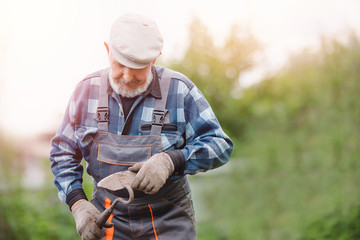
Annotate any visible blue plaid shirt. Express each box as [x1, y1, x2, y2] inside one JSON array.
[[50, 65, 233, 203]]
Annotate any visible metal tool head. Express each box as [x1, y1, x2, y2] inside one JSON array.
[[97, 170, 136, 191]]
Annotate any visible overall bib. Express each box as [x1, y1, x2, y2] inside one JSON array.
[[89, 69, 196, 240]]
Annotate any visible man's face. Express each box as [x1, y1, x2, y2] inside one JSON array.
[[109, 54, 152, 91]]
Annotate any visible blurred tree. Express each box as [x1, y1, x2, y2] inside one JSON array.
[[170, 25, 360, 239], [169, 17, 261, 139]]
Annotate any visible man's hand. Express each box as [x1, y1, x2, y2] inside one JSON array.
[[129, 152, 174, 194], [72, 200, 109, 240]]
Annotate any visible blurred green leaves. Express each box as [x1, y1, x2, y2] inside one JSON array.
[[169, 17, 260, 140], [0, 136, 79, 240], [170, 19, 360, 239]]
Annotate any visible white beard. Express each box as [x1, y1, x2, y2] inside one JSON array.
[[109, 70, 153, 98]]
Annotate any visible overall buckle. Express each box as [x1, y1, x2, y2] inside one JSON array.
[[95, 107, 109, 122], [152, 109, 168, 126]]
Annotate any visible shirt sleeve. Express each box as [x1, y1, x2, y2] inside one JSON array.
[[180, 85, 234, 175], [49, 88, 86, 203]]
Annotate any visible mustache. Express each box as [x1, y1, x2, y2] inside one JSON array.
[[113, 77, 141, 86]]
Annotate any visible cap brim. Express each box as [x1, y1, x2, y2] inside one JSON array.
[[109, 45, 150, 69]]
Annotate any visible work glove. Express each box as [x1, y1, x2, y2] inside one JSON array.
[[72, 200, 112, 240], [129, 152, 174, 195]]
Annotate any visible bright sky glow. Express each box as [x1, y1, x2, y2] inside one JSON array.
[[0, 0, 359, 137]]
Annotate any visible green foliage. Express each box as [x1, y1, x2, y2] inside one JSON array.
[[169, 17, 260, 139], [0, 184, 79, 240], [0, 136, 80, 240], [300, 207, 360, 240], [168, 18, 360, 239]]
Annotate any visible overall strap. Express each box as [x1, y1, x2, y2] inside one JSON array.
[[150, 69, 173, 135], [95, 69, 110, 132]]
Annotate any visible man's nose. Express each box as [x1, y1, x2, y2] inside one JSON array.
[[122, 68, 134, 82]]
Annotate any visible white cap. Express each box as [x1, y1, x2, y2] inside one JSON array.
[[109, 13, 163, 69]]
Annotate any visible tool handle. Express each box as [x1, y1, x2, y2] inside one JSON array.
[[95, 185, 134, 228], [96, 206, 114, 229]]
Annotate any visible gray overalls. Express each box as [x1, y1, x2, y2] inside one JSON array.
[[90, 69, 197, 240]]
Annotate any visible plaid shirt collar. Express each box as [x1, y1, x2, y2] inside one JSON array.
[[106, 66, 162, 99]]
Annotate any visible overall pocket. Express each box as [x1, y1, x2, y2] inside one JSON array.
[[89, 139, 152, 184], [97, 142, 151, 166]]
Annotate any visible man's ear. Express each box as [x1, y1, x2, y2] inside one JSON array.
[[104, 42, 110, 55]]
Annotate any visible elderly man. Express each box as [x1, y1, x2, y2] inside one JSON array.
[[50, 13, 233, 240]]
